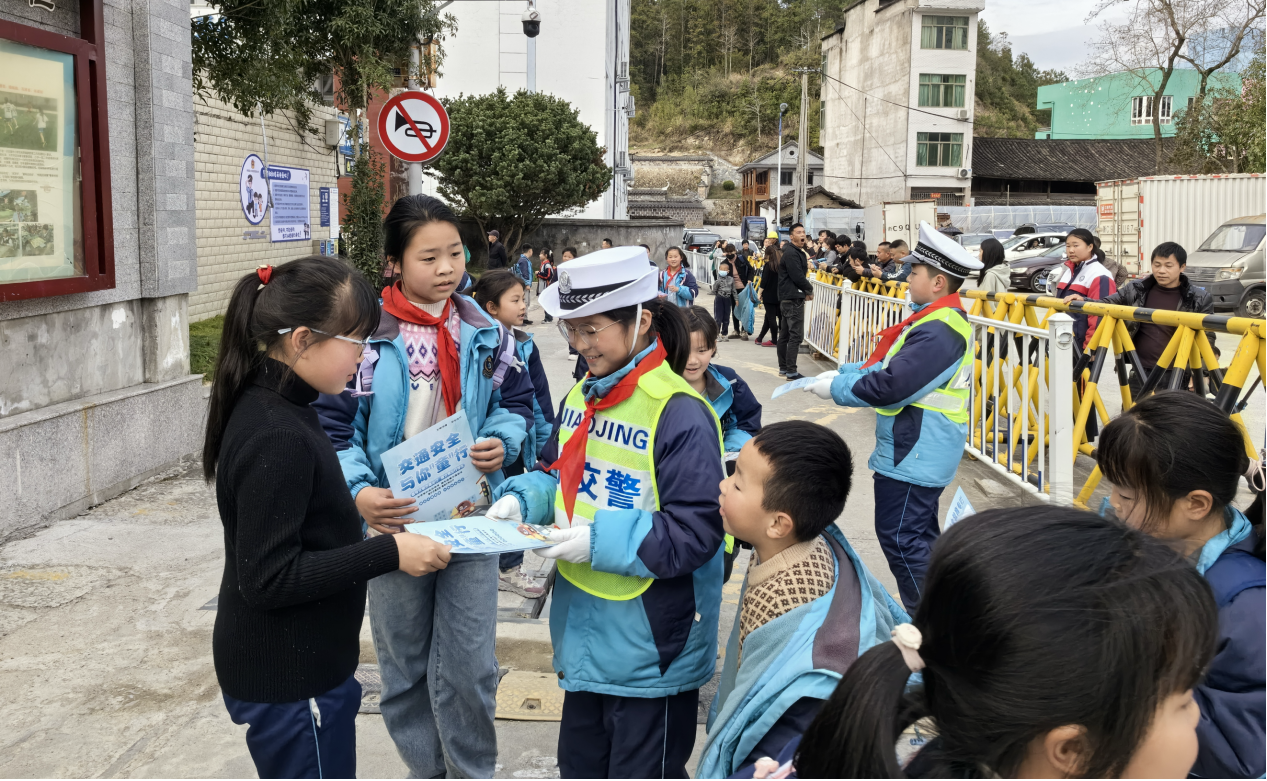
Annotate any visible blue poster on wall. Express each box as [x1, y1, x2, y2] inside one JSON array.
[[239, 155, 268, 225], [267, 165, 310, 243], [319, 188, 331, 227]]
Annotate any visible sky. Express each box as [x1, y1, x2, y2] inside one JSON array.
[[979, 0, 1130, 76]]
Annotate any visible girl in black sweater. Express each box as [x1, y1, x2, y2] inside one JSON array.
[[204, 255, 447, 779]]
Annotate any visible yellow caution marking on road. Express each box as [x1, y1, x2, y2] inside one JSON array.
[[3, 570, 69, 581], [495, 670, 564, 721]]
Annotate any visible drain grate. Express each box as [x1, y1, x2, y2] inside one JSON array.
[[356, 663, 382, 714]]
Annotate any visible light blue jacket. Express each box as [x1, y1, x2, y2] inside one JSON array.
[[339, 294, 529, 499], [827, 303, 970, 488], [492, 343, 726, 697], [698, 525, 908, 778], [512, 328, 555, 467]]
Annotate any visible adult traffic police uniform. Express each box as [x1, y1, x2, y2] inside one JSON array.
[[806, 224, 981, 611], [486, 247, 727, 779]]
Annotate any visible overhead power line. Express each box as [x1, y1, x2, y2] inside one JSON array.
[[819, 71, 974, 124]]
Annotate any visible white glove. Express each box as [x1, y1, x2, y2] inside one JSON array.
[[805, 377, 835, 400], [538, 525, 592, 564], [485, 495, 523, 524], [816, 370, 839, 380]]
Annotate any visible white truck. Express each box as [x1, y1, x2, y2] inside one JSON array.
[[1095, 174, 1266, 276], [863, 200, 937, 253]]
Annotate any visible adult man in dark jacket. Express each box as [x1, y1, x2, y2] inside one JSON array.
[[777, 223, 815, 379], [487, 230, 508, 269], [1070, 241, 1214, 397]]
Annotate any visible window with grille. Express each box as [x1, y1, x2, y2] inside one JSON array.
[[1131, 95, 1173, 125], [921, 16, 969, 49], [780, 170, 793, 185], [918, 74, 967, 107], [915, 132, 963, 166]]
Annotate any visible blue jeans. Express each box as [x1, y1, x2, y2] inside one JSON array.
[[223, 674, 361, 779], [368, 552, 500, 777]]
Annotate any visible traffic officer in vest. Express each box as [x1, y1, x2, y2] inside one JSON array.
[[484, 246, 727, 778], [804, 222, 980, 612]]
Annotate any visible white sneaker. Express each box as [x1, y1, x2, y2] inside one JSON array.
[[498, 565, 546, 598]]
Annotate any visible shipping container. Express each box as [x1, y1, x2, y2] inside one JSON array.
[[863, 200, 937, 250], [1096, 174, 1266, 276]]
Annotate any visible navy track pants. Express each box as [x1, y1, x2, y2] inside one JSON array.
[[873, 473, 945, 612], [222, 674, 361, 779], [557, 688, 700, 778]]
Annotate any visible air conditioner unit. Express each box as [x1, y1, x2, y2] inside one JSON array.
[[956, 168, 971, 179], [956, 108, 969, 120]]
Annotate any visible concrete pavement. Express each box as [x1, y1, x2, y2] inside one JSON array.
[[0, 288, 1176, 779]]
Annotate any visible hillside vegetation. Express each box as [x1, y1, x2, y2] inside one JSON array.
[[629, 0, 1066, 161]]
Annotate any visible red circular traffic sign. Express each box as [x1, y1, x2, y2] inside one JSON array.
[[377, 91, 450, 164]]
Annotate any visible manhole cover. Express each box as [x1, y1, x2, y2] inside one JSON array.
[[495, 670, 564, 721]]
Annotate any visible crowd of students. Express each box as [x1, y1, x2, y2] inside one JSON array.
[[203, 194, 1263, 780]]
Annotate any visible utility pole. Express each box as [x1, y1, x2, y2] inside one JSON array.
[[792, 67, 813, 224], [776, 102, 788, 230]]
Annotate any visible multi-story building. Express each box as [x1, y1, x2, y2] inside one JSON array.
[[738, 142, 825, 218], [820, 0, 983, 207], [1035, 69, 1242, 140], [422, 0, 633, 219]]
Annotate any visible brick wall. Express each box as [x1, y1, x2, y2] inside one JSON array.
[[190, 97, 341, 321]]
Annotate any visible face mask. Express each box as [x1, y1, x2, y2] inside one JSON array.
[[719, 270, 729, 277]]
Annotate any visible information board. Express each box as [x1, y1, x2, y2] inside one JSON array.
[[266, 165, 310, 243]]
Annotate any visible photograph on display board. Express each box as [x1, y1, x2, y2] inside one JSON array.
[[0, 92, 58, 153], [0, 39, 79, 285], [239, 154, 268, 225]]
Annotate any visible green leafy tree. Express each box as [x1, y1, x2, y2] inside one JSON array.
[[973, 22, 1068, 138], [344, 145, 387, 281], [193, 0, 453, 273], [1171, 48, 1266, 173], [432, 88, 612, 259]]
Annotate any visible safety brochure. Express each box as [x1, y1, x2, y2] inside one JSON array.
[[405, 517, 553, 555], [380, 410, 492, 522], [943, 486, 976, 529], [771, 375, 819, 399]]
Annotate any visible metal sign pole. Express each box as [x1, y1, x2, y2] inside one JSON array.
[[407, 45, 423, 196]]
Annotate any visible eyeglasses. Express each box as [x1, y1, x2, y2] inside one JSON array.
[[277, 328, 371, 347], [557, 320, 622, 347]]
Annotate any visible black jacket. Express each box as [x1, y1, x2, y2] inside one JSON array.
[[760, 260, 781, 304], [1095, 273, 1215, 346], [777, 243, 814, 301], [487, 241, 508, 269]]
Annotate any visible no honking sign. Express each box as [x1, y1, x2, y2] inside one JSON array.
[[378, 91, 450, 164]]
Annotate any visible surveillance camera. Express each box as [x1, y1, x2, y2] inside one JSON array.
[[522, 7, 541, 37]]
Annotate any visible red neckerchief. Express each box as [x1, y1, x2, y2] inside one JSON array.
[[547, 341, 667, 521], [380, 283, 461, 417], [861, 293, 964, 369]]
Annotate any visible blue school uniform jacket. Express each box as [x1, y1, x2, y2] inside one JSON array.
[[826, 302, 969, 488], [697, 525, 908, 778], [1191, 508, 1265, 780], [660, 266, 700, 308], [704, 364, 762, 454], [328, 294, 534, 498], [491, 345, 726, 698], [512, 328, 555, 468]]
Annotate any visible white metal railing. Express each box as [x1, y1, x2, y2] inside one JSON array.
[[834, 287, 1076, 505], [836, 285, 908, 365], [687, 250, 715, 286], [805, 275, 845, 359], [964, 312, 1074, 503]]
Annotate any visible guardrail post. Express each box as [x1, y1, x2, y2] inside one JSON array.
[[836, 287, 852, 368], [1048, 313, 1075, 506]]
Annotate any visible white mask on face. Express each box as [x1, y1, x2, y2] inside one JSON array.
[[719, 270, 729, 277]]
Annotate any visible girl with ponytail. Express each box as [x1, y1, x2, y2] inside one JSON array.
[[1097, 391, 1265, 778], [1052, 228, 1117, 348], [485, 247, 727, 778], [204, 255, 449, 779], [788, 505, 1218, 779]]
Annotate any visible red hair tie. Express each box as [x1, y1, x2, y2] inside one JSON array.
[[256, 264, 273, 290]]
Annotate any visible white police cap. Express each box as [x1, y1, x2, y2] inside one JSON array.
[[908, 221, 982, 279], [540, 246, 659, 319]]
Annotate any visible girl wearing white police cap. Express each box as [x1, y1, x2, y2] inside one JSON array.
[[485, 245, 726, 778], [804, 222, 981, 613]]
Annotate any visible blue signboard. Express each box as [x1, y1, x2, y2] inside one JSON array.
[[267, 165, 310, 243], [319, 188, 331, 227]]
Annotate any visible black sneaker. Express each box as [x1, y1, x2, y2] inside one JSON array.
[[785, 372, 805, 381]]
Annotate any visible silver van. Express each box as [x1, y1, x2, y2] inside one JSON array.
[[1184, 214, 1265, 318]]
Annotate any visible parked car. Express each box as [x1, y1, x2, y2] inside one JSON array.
[[992, 229, 1015, 241], [956, 232, 995, 260], [1003, 232, 1067, 261], [1012, 223, 1077, 236], [1009, 245, 1066, 293], [683, 231, 723, 253], [1184, 214, 1266, 318]]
